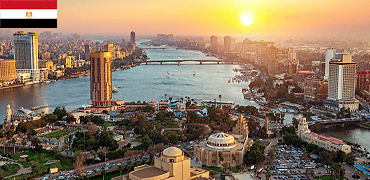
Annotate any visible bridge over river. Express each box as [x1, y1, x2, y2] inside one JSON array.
[[143, 59, 232, 65], [307, 117, 360, 128]]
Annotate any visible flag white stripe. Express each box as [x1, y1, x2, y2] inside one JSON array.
[[0, 9, 57, 19]]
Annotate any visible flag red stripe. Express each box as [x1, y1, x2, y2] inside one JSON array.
[[0, 1, 57, 9]]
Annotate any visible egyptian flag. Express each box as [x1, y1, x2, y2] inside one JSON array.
[[0, 0, 57, 28]]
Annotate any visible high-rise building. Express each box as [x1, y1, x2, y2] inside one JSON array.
[[90, 51, 112, 107], [210, 35, 217, 50], [304, 77, 328, 102], [13, 31, 40, 81], [324, 48, 336, 79], [85, 44, 91, 54], [356, 72, 370, 91], [325, 53, 358, 111], [130, 31, 135, 44], [0, 59, 17, 84], [224, 36, 232, 52]]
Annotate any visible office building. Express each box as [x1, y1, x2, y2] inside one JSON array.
[[116, 147, 209, 180], [303, 77, 328, 102], [13, 31, 40, 81], [39, 60, 54, 71], [90, 52, 112, 107], [0, 59, 17, 84], [324, 48, 344, 80], [224, 36, 235, 53], [297, 117, 351, 153], [210, 35, 217, 50], [356, 71, 370, 91], [325, 53, 358, 111], [130, 31, 135, 44]]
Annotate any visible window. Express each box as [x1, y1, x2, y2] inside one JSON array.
[[170, 159, 174, 162]]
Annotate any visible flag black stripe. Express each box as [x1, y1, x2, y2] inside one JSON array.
[[0, 19, 57, 28]]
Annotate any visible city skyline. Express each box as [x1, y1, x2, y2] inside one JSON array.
[[1, 0, 370, 38]]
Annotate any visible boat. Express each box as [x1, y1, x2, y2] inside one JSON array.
[[278, 108, 286, 113], [31, 106, 40, 110], [193, 70, 195, 76], [118, 86, 122, 88], [112, 87, 118, 93]]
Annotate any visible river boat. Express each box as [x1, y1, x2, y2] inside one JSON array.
[[279, 108, 286, 112], [31, 106, 40, 110], [112, 87, 118, 93], [118, 86, 122, 88], [193, 70, 195, 76]]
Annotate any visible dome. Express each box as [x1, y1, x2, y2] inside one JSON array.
[[162, 147, 183, 157], [207, 132, 236, 149]]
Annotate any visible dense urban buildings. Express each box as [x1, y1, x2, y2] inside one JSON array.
[[90, 51, 112, 107], [13, 31, 40, 81], [325, 53, 359, 111], [303, 77, 328, 102], [356, 71, 370, 91], [0, 59, 17, 84], [297, 117, 351, 153]]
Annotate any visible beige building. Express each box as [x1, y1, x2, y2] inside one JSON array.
[[90, 51, 112, 107], [39, 60, 54, 70], [303, 77, 328, 102], [297, 117, 351, 154], [194, 116, 252, 168], [0, 59, 17, 83], [116, 147, 209, 180]]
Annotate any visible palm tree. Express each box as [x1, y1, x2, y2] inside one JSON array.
[[118, 165, 123, 175], [101, 169, 106, 180], [219, 95, 222, 102], [22, 140, 26, 152], [164, 94, 167, 101], [11, 138, 16, 154]]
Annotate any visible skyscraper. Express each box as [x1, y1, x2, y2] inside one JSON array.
[[13, 31, 39, 81], [130, 31, 135, 44], [90, 51, 112, 107], [324, 48, 336, 79], [210, 35, 217, 50], [224, 36, 235, 53], [325, 53, 358, 111]]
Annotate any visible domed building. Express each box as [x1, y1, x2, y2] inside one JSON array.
[[194, 115, 253, 167], [119, 147, 209, 180]]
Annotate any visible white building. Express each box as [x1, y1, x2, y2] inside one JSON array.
[[324, 48, 336, 80], [297, 117, 351, 154], [13, 31, 40, 82], [325, 53, 358, 111]]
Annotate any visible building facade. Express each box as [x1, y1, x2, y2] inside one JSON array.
[[210, 35, 217, 50], [356, 71, 370, 91], [297, 117, 351, 154], [13, 31, 40, 81], [325, 53, 358, 111], [90, 51, 112, 107], [303, 77, 328, 102], [0, 59, 17, 84], [130, 31, 136, 44], [119, 147, 209, 180]]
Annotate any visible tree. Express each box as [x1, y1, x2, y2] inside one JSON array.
[[292, 117, 299, 128], [166, 131, 178, 144], [265, 169, 272, 180], [31, 137, 40, 150], [232, 154, 236, 167], [118, 165, 123, 175], [11, 138, 16, 154], [73, 155, 85, 178], [101, 169, 107, 180], [21, 140, 27, 152]]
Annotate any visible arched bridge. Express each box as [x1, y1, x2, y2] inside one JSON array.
[[143, 59, 231, 65]]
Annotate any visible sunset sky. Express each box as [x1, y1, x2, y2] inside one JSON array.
[[34, 0, 370, 37]]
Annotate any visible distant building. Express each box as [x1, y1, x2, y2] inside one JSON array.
[[297, 117, 351, 153], [232, 114, 249, 137], [39, 60, 54, 71], [60, 56, 71, 68], [295, 71, 315, 88], [13, 31, 40, 81], [90, 51, 112, 107], [325, 53, 358, 111], [303, 77, 328, 102], [130, 31, 135, 44], [210, 35, 217, 50], [288, 61, 299, 75], [224, 36, 235, 53], [0, 59, 17, 84], [356, 71, 370, 91]]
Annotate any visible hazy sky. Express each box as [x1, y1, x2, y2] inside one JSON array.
[[26, 0, 370, 37]]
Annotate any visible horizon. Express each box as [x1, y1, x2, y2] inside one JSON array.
[[0, 0, 370, 39]]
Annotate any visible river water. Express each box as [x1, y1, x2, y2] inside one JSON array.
[[0, 41, 368, 150]]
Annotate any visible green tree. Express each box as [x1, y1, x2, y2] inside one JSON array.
[[166, 131, 178, 144]]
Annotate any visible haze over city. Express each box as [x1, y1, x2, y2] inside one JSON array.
[[4, 0, 370, 38]]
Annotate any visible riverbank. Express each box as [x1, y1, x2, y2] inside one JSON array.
[[0, 84, 24, 91]]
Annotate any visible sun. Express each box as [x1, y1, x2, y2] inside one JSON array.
[[240, 13, 253, 26]]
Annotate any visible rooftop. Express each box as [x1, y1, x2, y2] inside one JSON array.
[[130, 166, 168, 178], [306, 132, 346, 145]]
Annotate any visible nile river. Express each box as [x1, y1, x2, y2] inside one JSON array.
[[0, 41, 369, 150]]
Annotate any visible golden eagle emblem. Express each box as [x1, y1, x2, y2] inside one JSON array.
[[26, 10, 32, 19]]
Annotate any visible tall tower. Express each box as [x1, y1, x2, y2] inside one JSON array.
[[325, 48, 336, 80], [297, 117, 310, 139], [13, 31, 39, 81], [5, 105, 11, 128], [232, 114, 249, 138], [90, 51, 112, 107], [326, 53, 358, 111], [210, 35, 217, 50], [224, 36, 231, 53], [130, 31, 136, 44]]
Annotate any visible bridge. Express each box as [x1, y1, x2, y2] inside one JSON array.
[[142, 47, 166, 50], [142, 47, 196, 50], [143, 59, 231, 65], [307, 118, 360, 128]]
